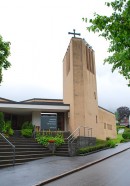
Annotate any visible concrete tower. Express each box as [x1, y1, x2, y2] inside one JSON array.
[[63, 37, 99, 137]]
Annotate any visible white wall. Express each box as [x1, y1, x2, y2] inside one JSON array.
[[32, 111, 41, 127]]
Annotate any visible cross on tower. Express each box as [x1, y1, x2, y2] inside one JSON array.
[[68, 29, 81, 38]]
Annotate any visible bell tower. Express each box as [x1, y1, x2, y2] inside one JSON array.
[[63, 37, 98, 137]]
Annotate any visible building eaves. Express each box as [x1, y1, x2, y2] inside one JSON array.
[[0, 97, 17, 103]]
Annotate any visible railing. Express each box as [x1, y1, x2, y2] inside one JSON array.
[[0, 133, 15, 166], [67, 126, 92, 143]]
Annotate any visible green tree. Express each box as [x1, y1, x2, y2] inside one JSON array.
[[83, 0, 130, 85], [0, 35, 11, 83]]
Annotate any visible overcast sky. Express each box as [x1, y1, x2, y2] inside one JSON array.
[[0, 0, 130, 112]]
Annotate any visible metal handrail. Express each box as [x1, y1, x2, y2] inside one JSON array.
[[0, 133, 15, 166], [67, 126, 92, 143]]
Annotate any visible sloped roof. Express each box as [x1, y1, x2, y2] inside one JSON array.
[[0, 97, 17, 103]]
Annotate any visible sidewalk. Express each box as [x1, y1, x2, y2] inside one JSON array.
[[0, 142, 130, 186]]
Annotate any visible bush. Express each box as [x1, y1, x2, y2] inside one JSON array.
[[36, 133, 64, 147], [21, 129, 33, 137], [0, 112, 5, 132], [22, 121, 34, 130], [8, 128, 14, 136], [122, 132, 130, 139], [77, 144, 108, 155], [106, 140, 117, 148], [1, 120, 14, 136]]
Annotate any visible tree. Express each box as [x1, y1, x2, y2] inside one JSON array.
[[116, 106, 130, 120], [83, 0, 130, 85], [0, 35, 11, 83]]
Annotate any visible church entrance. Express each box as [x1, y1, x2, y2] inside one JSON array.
[[4, 113, 32, 130]]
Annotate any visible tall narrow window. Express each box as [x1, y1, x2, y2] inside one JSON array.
[[89, 49, 92, 72], [66, 47, 70, 76], [96, 115, 98, 123], [86, 46, 89, 70], [91, 50, 94, 74]]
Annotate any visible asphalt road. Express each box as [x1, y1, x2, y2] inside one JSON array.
[[44, 149, 130, 186]]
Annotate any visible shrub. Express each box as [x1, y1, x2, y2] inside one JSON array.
[[36, 133, 64, 147], [21, 129, 33, 137], [106, 140, 117, 148], [1, 120, 14, 136], [22, 121, 34, 130], [77, 144, 108, 155], [0, 112, 5, 132], [122, 132, 130, 139], [8, 128, 14, 136]]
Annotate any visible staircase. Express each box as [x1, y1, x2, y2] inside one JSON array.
[[0, 135, 52, 168], [55, 141, 69, 156], [55, 132, 70, 156]]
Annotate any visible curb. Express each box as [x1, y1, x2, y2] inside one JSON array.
[[34, 147, 130, 186]]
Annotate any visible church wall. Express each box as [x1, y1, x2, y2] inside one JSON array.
[[63, 41, 75, 132], [97, 107, 117, 140], [32, 111, 41, 128]]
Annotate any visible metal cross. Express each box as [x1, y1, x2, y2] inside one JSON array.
[[68, 29, 81, 38]]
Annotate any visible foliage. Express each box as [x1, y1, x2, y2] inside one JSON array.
[[36, 133, 64, 147], [83, 0, 130, 84], [77, 144, 109, 155], [122, 131, 130, 139], [77, 137, 118, 155], [21, 129, 33, 138], [0, 35, 11, 83], [106, 139, 117, 147], [8, 128, 14, 136], [21, 121, 34, 137], [116, 106, 130, 120], [0, 112, 5, 132], [22, 121, 34, 130], [0, 113, 14, 136]]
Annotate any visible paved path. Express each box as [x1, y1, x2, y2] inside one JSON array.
[[0, 142, 130, 186]]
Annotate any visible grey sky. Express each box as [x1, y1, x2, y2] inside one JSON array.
[[0, 0, 130, 112]]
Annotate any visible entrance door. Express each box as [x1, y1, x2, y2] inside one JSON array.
[[12, 115, 18, 130], [57, 113, 64, 131]]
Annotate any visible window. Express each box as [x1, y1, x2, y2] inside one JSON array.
[[86, 46, 90, 70], [66, 47, 70, 76], [94, 92, 96, 99], [86, 46, 95, 74], [107, 124, 112, 130], [96, 115, 98, 123]]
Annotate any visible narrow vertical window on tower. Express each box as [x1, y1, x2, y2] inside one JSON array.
[[89, 49, 92, 72], [94, 91, 96, 99], [86, 46, 90, 71], [96, 115, 98, 123], [66, 47, 70, 76], [91, 50, 94, 74]]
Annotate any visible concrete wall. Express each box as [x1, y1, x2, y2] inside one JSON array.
[[97, 107, 117, 140], [63, 37, 117, 140], [63, 38, 99, 137], [32, 111, 41, 128]]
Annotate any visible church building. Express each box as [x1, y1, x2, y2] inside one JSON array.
[[0, 36, 117, 140]]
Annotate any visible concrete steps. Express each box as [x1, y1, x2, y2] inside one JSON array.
[[0, 136, 52, 168], [0, 131, 72, 168], [55, 142, 69, 156]]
